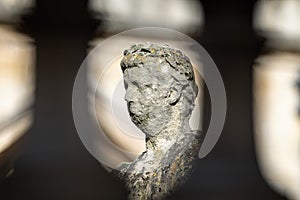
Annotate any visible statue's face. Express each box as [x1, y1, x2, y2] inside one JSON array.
[[123, 67, 173, 137]]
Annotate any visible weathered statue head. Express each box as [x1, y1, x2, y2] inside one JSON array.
[[121, 43, 198, 138], [117, 44, 202, 199]]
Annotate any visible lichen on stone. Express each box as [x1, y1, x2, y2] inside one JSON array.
[[113, 43, 204, 200]]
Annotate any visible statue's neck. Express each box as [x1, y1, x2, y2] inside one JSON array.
[[145, 105, 191, 152], [132, 104, 193, 173]]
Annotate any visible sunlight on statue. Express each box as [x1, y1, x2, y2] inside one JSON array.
[[114, 43, 204, 199]]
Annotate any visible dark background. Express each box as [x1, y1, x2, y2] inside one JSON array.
[[0, 0, 287, 199]]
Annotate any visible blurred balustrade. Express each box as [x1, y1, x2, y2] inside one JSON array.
[[253, 1, 300, 199], [0, 1, 35, 180]]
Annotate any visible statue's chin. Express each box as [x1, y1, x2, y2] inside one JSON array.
[[140, 124, 162, 138], [129, 117, 152, 137], [129, 112, 164, 137]]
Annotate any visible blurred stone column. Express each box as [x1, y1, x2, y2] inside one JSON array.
[[0, 0, 35, 180], [253, 0, 300, 199]]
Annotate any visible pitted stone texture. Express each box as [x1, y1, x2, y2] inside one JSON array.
[[114, 43, 204, 199]]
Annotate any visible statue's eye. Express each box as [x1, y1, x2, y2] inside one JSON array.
[[140, 84, 153, 94], [144, 84, 160, 92], [152, 85, 158, 91]]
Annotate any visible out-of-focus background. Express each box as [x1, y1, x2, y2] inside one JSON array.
[[0, 0, 296, 199]]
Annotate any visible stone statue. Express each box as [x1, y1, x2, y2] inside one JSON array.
[[114, 43, 204, 199]]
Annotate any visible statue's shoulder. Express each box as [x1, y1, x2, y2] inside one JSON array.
[[190, 130, 204, 139], [112, 151, 147, 178], [185, 130, 205, 150]]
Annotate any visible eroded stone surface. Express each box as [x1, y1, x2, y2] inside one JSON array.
[[113, 43, 204, 199]]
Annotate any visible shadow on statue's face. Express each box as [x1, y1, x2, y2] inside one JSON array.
[[123, 67, 178, 137]]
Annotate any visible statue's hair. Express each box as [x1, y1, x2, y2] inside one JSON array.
[[121, 43, 198, 114], [121, 44, 194, 79]]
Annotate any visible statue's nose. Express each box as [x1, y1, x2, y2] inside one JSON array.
[[125, 86, 138, 102]]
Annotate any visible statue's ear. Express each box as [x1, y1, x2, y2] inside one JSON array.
[[167, 85, 182, 105]]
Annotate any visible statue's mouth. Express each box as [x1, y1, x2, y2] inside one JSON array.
[[128, 101, 140, 115], [128, 102, 147, 126], [129, 112, 144, 127], [128, 101, 135, 113]]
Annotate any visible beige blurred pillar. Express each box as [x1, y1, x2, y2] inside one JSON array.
[[0, 0, 34, 23], [253, 1, 300, 199], [89, 0, 204, 34], [0, 25, 35, 179], [254, 53, 300, 200]]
